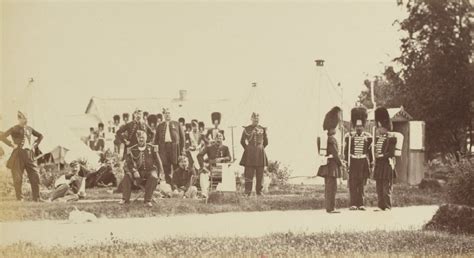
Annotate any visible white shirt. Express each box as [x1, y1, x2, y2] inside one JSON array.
[[165, 122, 172, 142]]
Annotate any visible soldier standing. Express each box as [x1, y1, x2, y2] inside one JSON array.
[[206, 112, 225, 143], [154, 108, 185, 184], [120, 130, 163, 207], [0, 111, 43, 201], [344, 107, 372, 211], [116, 109, 154, 159], [239, 112, 268, 197], [373, 107, 397, 211]]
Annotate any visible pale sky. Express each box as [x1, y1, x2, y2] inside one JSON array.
[[1, 0, 408, 176]]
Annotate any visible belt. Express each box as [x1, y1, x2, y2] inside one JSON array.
[[351, 154, 367, 159]]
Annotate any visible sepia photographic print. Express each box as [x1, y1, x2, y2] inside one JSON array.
[[0, 0, 473, 257]]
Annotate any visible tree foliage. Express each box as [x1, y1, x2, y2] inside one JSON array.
[[360, 0, 473, 156]]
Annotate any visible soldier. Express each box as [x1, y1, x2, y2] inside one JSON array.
[[112, 115, 121, 154], [178, 117, 186, 132], [48, 160, 88, 202], [120, 130, 163, 207], [373, 107, 397, 211], [0, 111, 43, 201], [197, 132, 232, 170], [239, 112, 268, 197], [206, 112, 225, 143], [154, 108, 185, 184], [156, 113, 163, 125], [122, 113, 130, 125], [171, 155, 198, 198], [146, 114, 158, 143], [95, 122, 106, 151], [186, 121, 206, 168], [116, 109, 154, 159], [321, 106, 345, 213], [344, 107, 372, 211]]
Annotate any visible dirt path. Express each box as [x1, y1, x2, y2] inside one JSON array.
[[0, 206, 438, 247]]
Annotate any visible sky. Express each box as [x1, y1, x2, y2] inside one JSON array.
[[1, 0, 408, 177]]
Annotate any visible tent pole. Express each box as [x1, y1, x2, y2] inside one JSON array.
[[230, 126, 236, 162]]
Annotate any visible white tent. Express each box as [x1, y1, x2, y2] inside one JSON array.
[[8, 80, 100, 167]]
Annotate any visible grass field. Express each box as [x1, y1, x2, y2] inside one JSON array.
[[1, 230, 472, 257], [0, 180, 446, 221]]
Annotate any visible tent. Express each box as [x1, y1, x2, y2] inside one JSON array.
[[7, 81, 100, 167]]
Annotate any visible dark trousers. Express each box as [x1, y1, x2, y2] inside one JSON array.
[[324, 176, 337, 212], [376, 178, 393, 210], [10, 150, 40, 201], [244, 166, 264, 195], [121, 170, 159, 202], [160, 143, 178, 184], [349, 177, 365, 207]]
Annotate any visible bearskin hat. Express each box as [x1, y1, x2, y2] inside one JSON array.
[[156, 113, 163, 120], [375, 107, 392, 130], [211, 112, 221, 124], [185, 123, 192, 131], [351, 107, 368, 127], [178, 117, 185, 124], [122, 113, 129, 119], [113, 115, 120, 122], [198, 121, 205, 129], [323, 106, 342, 131], [147, 114, 158, 126]]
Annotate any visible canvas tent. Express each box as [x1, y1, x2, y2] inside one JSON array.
[[5, 81, 99, 167]]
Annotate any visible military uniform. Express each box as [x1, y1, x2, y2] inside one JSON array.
[[154, 120, 185, 184], [374, 107, 397, 211], [344, 131, 372, 208], [116, 121, 154, 159], [197, 144, 232, 169], [239, 124, 268, 195], [1, 124, 43, 201], [121, 143, 163, 203]]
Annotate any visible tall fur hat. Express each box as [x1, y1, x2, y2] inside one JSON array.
[[211, 112, 221, 124], [122, 113, 129, 119], [147, 114, 158, 125], [198, 121, 205, 129], [185, 123, 192, 131], [375, 107, 392, 130], [178, 117, 185, 124], [156, 113, 163, 120], [351, 107, 368, 127], [323, 106, 342, 131], [113, 115, 120, 122]]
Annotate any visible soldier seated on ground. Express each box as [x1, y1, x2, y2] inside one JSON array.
[[47, 160, 88, 202], [171, 156, 198, 198], [85, 158, 118, 188]]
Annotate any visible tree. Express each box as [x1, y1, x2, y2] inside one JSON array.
[[357, 66, 405, 109], [396, 0, 473, 157]]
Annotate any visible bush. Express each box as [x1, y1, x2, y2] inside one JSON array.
[[424, 204, 474, 234], [266, 160, 291, 186], [446, 159, 474, 207]]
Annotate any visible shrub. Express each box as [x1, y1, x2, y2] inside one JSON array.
[[424, 204, 474, 234], [446, 159, 474, 207], [266, 160, 291, 186]]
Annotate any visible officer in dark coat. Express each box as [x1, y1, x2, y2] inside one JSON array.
[[197, 132, 232, 169], [206, 112, 225, 143], [373, 107, 397, 211], [322, 106, 344, 213], [344, 107, 372, 211], [240, 112, 268, 196], [120, 130, 163, 207], [1, 111, 43, 201], [116, 109, 154, 159], [154, 108, 185, 184]]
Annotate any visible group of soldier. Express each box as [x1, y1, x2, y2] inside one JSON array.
[[0, 104, 397, 211], [320, 105, 397, 213], [0, 108, 269, 206]]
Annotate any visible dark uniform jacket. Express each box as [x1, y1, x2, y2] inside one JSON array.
[[116, 121, 154, 147], [154, 121, 185, 164], [1, 125, 43, 170], [326, 135, 342, 178], [239, 125, 268, 167], [124, 144, 163, 177], [206, 128, 225, 142], [344, 132, 373, 179], [85, 165, 117, 188], [197, 144, 232, 168], [171, 167, 196, 190], [373, 134, 397, 180]]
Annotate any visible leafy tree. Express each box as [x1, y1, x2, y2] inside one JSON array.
[[357, 66, 405, 109], [360, 0, 473, 157]]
